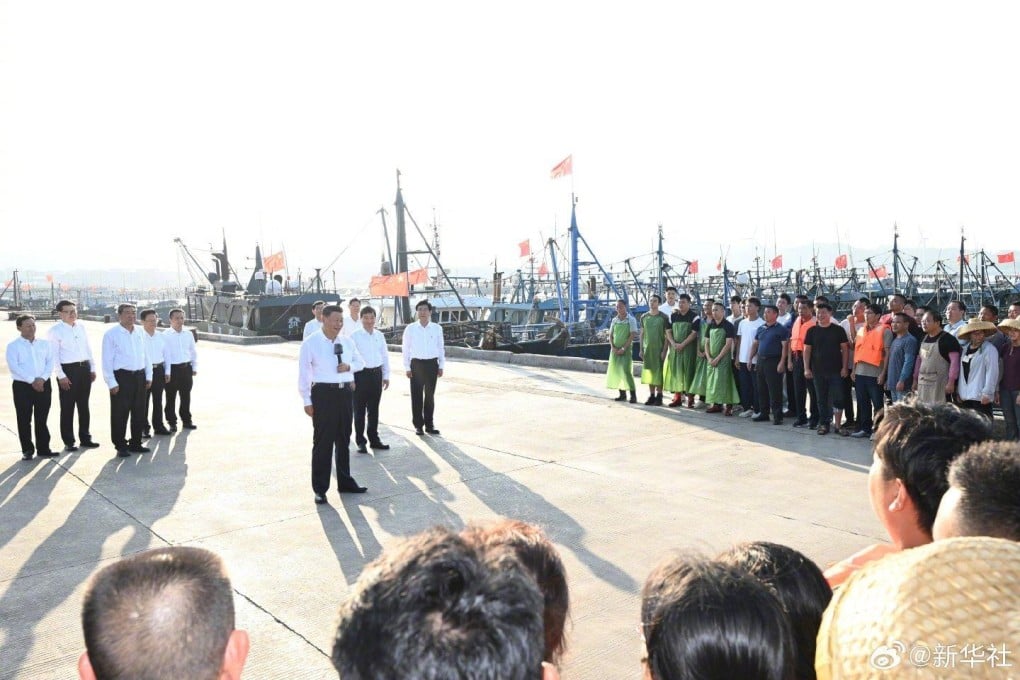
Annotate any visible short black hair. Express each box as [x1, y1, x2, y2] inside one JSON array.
[[981, 303, 999, 316], [795, 294, 809, 303], [866, 303, 883, 316], [641, 555, 794, 680], [746, 297, 761, 308], [650, 294, 662, 304], [349, 297, 361, 305], [322, 304, 343, 318], [948, 299, 966, 312], [359, 305, 376, 318], [763, 304, 779, 314], [678, 293, 692, 302], [923, 308, 944, 325], [56, 299, 76, 312], [415, 300, 433, 311], [117, 303, 136, 315], [815, 302, 833, 312], [858, 297, 872, 305], [139, 308, 157, 321], [331, 526, 544, 679], [893, 312, 912, 324], [665, 286, 678, 293], [813, 295, 830, 305], [730, 295, 743, 304], [890, 293, 906, 304], [778, 293, 792, 304], [169, 308, 184, 319], [15, 314, 35, 328], [717, 542, 831, 680], [873, 400, 994, 535], [81, 547, 235, 680], [948, 441, 1020, 541]]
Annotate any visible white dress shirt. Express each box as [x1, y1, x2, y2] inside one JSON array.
[[298, 331, 366, 406], [47, 321, 95, 378], [102, 325, 152, 387], [401, 321, 446, 371], [144, 330, 171, 377], [352, 328, 391, 380], [302, 318, 323, 340], [6, 337, 54, 384], [340, 314, 363, 339], [164, 327, 199, 371]]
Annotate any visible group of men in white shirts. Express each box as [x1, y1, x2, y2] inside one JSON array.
[[297, 297, 446, 504], [6, 300, 198, 460]]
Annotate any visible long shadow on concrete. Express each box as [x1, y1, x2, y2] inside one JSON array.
[[0, 457, 74, 553], [0, 433, 189, 675]]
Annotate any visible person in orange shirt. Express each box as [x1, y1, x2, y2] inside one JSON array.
[[787, 299, 818, 428], [823, 400, 993, 587]]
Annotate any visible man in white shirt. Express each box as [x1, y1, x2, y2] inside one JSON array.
[[401, 300, 445, 436], [47, 300, 100, 451], [302, 300, 326, 340], [659, 286, 678, 319], [139, 309, 171, 438], [340, 298, 363, 339], [735, 297, 765, 417], [163, 308, 199, 431], [102, 304, 152, 457], [351, 305, 391, 453], [944, 300, 967, 336], [298, 305, 367, 503], [7, 314, 56, 459]]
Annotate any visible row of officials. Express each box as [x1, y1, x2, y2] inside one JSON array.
[[6, 300, 198, 460]]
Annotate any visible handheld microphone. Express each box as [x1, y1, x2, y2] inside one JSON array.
[[334, 342, 344, 366]]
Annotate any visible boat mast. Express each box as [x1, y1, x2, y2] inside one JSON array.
[[394, 170, 413, 325], [959, 227, 966, 300], [892, 223, 900, 295], [568, 195, 579, 322], [657, 223, 664, 298]]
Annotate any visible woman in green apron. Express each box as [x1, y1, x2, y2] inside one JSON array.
[[913, 310, 961, 404], [607, 299, 638, 403], [640, 295, 670, 405], [664, 293, 699, 407], [704, 301, 740, 415], [689, 300, 714, 408]]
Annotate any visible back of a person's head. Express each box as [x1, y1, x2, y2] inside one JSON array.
[[815, 537, 1020, 679], [461, 519, 569, 664], [938, 440, 1020, 541], [717, 542, 832, 680], [80, 546, 239, 680], [872, 399, 993, 533], [332, 525, 546, 680], [641, 554, 795, 680]]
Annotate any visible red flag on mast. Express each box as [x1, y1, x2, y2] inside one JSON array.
[[689, 260, 699, 275], [538, 262, 549, 277], [519, 240, 531, 257], [870, 265, 888, 279], [770, 255, 783, 270], [550, 155, 572, 179], [263, 251, 286, 273], [835, 254, 848, 270], [998, 251, 1015, 264]]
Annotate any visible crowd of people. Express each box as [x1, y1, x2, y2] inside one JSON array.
[[6, 300, 198, 460], [72, 397, 1019, 678], [610, 288, 1020, 440]]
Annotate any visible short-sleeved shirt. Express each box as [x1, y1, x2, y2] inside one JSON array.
[[737, 317, 765, 364], [922, 332, 962, 362], [669, 310, 699, 338], [754, 322, 791, 359], [707, 319, 736, 339], [804, 323, 848, 376], [612, 314, 640, 334]]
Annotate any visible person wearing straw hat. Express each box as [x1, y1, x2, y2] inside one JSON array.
[[955, 318, 1000, 419], [996, 317, 1020, 440], [815, 536, 1020, 680], [912, 309, 961, 404], [933, 440, 1020, 542]]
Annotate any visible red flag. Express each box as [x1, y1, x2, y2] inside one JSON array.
[[998, 251, 1015, 264], [956, 254, 970, 265], [538, 262, 549, 277], [369, 273, 409, 297], [3, 279, 11, 288], [519, 239, 531, 257], [21, 283, 31, 291], [870, 265, 888, 279], [835, 254, 848, 270], [689, 260, 699, 275], [716, 259, 722, 272], [45, 274, 53, 283], [770, 255, 783, 270], [60, 283, 70, 291], [550, 155, 572, 179], [407, 268, 429, 285], [263, 251, 286, 273]]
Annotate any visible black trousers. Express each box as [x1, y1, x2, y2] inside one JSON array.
[[784, 365, 796, 413], [792, 354, 819, 425], [409, 358, 439, 429], [111, 369, 146, 450], [59, 362, 93, 447], [147, 367, 167, 432], [165, 363, 193, 426], [13, 380, 52, 455], [756, 357, 783, 419], [959, 399, 994, 420], [354, 367, 384, 446], [841, 375, 855, 423], [311, 383, 356, 493]]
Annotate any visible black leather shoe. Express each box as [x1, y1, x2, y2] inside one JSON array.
[[168, 424, 178, 432], [773, 418, 784, 425], [339, 483, 368, 494], [64, 445, 79, 452], [80, 441, 100, 449], [751, 415, 770, 422], [182, 423, 197, 430], [356, 445, 369, 454], [370, 442, 390, 450], [37, 450, 59, 458], [22, 453, 33, 460], [425, 427, 440, 435], [116, 449, 131, 457], [142, 431, 152, 439], [153, 428, 172, 435], [314, 493, 328, 504], [128, 445, 151, 453], [415, 428, 425, 436]]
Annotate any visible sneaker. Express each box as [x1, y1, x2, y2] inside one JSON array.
[[732, 406, 744, 416], [693, 401, 707, 410], [792, 420, 808, 428], [739, 409, 755, 418], [850, 430, 870, 439]]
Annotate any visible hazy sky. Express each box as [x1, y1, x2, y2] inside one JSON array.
[[2, 1, 1019, 287]]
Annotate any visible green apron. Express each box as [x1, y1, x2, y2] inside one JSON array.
[[641, 313, 667, 386], [690, 321, 710, 396], [606, 318, 636, 391], [663, 320, 697, 392], [705, 324, 740, 404]]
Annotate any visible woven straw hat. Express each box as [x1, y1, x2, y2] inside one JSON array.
[[999, 318, 1020, 333], [816, 537, 1020, 679], [956, 318, 999, 340]]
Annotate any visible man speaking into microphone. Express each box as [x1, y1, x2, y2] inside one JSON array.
[[298, 304, 366, 504]]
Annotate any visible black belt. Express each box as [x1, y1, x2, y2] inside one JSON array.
[[362, 366, 383, 373], [760, 355, 781, 360], [114, 369, 145, 375], [312, 382, 353, 390], [171, 362, 190, 367], [410, 358, 438, 363], [62, 361, 89, 367], [153, 364, 164, 369]]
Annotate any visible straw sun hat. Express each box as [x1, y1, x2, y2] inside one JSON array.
[[956, 319, 999, 340], [999, 318, 1020, 333], [815, 537, 1020, 679]]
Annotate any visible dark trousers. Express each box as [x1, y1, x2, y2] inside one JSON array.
[[854, 374, 885, 434], [841, 375, 855, 423], [959, 399, 994, 420], [110, 369, 146, 450], [165, 363, 193, 426], [354, 367, 384, 446], [59, 362, 93, 446], [410, 358, 439, 429], [792, 355, 818, 425], [814, 373, 844, 425], [311, 383, 355, 493], [737, 362, 759, 412], [784, 366, 796, 413], [147, 366, 167, 432], [13, 380, 52, 454], [756, 357, 783, 419]]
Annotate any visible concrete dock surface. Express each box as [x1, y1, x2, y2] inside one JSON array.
[[0, 320, 883, 679]]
